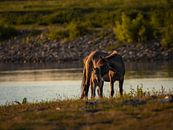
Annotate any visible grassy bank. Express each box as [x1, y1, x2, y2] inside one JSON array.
[[0, 95, 173, 130], [0, 0, 173, 46]]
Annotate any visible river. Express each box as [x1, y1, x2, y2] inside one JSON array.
[[0, 62, 173, 105]]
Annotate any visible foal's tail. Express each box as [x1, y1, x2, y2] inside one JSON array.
[[80, 65, 86, 98]]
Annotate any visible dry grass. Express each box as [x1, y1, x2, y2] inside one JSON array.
[[0, 96, 173, 130]]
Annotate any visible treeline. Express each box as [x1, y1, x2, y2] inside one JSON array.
[[0, 0, 173, 46]]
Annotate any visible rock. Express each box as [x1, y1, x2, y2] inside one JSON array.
[[160, 95, 173, 103], [56, 107, 61, 111], [0, 32, 173, 63]]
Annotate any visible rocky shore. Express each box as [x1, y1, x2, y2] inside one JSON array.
[[0, 32, 173, 63]]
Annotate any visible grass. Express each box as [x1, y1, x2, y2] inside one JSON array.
[[0, 0, 169, 12], [0, 87, 173, 130], [0, 99, 173, 130]]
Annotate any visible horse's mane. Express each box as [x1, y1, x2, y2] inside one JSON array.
[[106, 50, 118, 59]]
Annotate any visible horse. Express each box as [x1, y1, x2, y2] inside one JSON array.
[[81, 50, 125, 99]]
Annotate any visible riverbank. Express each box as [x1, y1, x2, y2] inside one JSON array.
[[0, 95, 173, 130], [0, 31, 173, 63]]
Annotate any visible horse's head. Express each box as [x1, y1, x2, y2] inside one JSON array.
[[92, 67, 101, 83], [93, 56, 110, 76], [95, 56, 118, 76]]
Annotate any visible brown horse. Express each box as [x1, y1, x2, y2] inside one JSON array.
[[81, 50, 125, 99]]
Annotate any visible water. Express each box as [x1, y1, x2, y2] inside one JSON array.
[[0, 62, 173, 105]]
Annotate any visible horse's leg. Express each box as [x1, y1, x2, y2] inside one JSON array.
[[81, 90, 85, 99], [84, 63, 92, 98], [93, 83, 96, 98], [119, 78, 124, 96], [91, 82, 94, 98], [99, 81, 104, 98], [82, 70, 91, 98], [81, 85, 87, 99], [110, 80, 114, 97], [108, 71, 115, 97], [81, 65, 87, 99], [81, 83, 89, 99], [84, 77, 91, 98]]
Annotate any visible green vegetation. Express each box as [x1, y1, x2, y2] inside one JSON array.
[[114, 13, 154, 43], [0, 86, 173, 130], [0, 0, 173, 46], [0, 24, 19, 40], [46, 22, 89, 41], [161, 25, 173, 47]]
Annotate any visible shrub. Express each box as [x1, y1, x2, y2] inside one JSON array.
[[113, 13, 132, 43], [114, 13, 155, 43], [16, 14, 40, 25], [0, 25, 19, 40], [150, 12, 162, 39], [67, 21, 88, 39], [47, 28, 68, 40], [161, 25, 173, 47], [67, 22, 80, 39], [47, 22, 88, 41], [84, 11, 115, 28], [44, 9, 82, 25]]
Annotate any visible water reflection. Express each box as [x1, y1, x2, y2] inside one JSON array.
[[0, 69, 83, 82], [0, 62, 173, 82], [0, 62, 82, 71], [125, 61, 173, 78]]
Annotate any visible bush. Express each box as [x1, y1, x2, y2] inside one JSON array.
[[114, 13, 155, 43], [84, 11, 115, 28], [16, 14, 40, 25], [47, 22, 88, 40], [67, 21, 88, 39], [0, 25, 19, 40], [161, 25, 173, 47], [113, 13, 132, 43], [44, 9, 82, 25], [47, 29, 69, 40]]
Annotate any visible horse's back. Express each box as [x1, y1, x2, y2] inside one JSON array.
[[106, 52, 125, 76], [89, 50, 108, 61]]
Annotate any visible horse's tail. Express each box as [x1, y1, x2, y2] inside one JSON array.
[[81, 65, 86, 98]]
